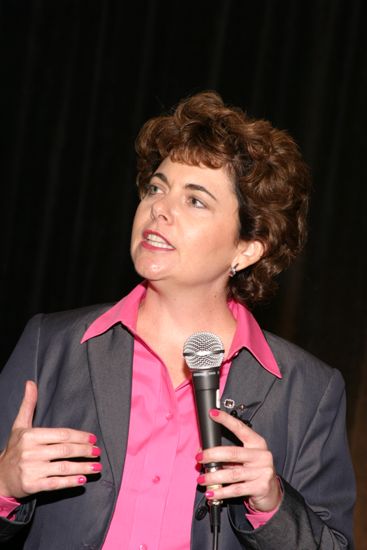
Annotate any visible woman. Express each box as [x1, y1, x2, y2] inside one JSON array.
[[0, 92, 355, 549]]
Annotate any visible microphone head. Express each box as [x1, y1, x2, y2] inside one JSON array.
[[183, 332, 224, 371]]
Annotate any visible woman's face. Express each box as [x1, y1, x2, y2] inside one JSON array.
[[131, 157, 252, 293]]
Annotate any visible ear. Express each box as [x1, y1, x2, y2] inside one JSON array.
[[232, 240, 265, 272]]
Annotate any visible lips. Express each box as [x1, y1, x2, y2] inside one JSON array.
[[142, 230, 175, 250]]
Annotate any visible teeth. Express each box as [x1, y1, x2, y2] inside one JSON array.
[[147, 233, 166, 243], [145, 233, 174, 249]]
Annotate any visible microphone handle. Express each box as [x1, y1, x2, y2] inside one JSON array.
[[192, 367, 223, 515], [192, 368, 221, 467]]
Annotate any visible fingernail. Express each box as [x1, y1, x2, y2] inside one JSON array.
[[91, 446, 101, 457], [78, 476, 87, 485], [90, 463, 103, 473], [195, 452, 203, 462], [89, 434, 97, 445], [210, 409, 220, 417], [197, 475, 205, 484], [205, 490, 214, 498]]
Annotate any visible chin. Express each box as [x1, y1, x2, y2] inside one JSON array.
[[133, 261, 168, 281]]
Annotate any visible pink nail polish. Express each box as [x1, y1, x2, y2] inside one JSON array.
[[195, 452, 203, 462], [205, 490, 215, 498], [89, 434, 97, 445], [210, 408, 220, 417], [90, 463, 103, 473], [91, 446, 101, 457], [78, 476, 87, 485], [197, 475, 205, 484]]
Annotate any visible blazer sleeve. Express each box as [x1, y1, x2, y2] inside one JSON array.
[[0, 316, 42, 543], [227, 368, 355, 549]]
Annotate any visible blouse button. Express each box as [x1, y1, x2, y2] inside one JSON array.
[[152, 475, 160, 484], [139, 545, 148, 550], [165, 412, 173, 420]]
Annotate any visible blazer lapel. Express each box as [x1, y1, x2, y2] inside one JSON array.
[[86, 323, 134, 490], [221, 348, 279, 433]]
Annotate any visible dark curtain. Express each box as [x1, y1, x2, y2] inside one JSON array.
[[1, 0, 366, 433]]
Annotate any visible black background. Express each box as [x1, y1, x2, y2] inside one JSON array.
[[1, 0, 366, 433]]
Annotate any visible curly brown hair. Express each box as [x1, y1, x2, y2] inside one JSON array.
[[135, 91, 311, 307]]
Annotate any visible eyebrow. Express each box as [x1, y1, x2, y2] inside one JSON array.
[[152, 172, 218, 201]]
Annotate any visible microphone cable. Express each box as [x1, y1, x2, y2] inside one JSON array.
[[209, 501, 221, 550]]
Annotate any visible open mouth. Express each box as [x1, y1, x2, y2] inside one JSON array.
[[143, 231, 175, 250]]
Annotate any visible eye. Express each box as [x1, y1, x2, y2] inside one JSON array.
[[188, 196, 206, 209], [143, 182, 163, 197]]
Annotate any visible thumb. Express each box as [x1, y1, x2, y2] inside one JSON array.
[[13, 380, 38, 429]]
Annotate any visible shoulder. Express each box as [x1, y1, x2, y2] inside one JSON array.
[[21, 304, 112, 348], [263, 330, 345, 394], [29, 303, 112, 334]]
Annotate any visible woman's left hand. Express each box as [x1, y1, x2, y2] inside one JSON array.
[[196, 409, 282, 512]]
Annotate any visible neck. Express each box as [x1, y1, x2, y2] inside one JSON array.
[[138, 280, 235, 336], [136, 281, 237, 387]]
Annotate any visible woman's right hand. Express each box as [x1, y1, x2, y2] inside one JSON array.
[[0, 381, 102, 499]]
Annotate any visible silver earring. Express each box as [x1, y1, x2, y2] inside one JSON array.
[[229, 263, 239, 277]]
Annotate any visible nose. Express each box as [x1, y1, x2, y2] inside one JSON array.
[[150, 194, 173, 223]]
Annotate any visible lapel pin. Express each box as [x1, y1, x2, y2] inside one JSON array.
[[223, 400, 251, 426]]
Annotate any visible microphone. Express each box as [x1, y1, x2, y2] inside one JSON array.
[[183, 332, 224, 503]]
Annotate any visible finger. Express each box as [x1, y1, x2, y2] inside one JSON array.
[[42, 460, 103, 477], [205, 477, 282, 511], [16, 427, 98, 446], [197, 445, 266, 466], [13, 381, 38, 429], [198, 466, 260, 487], [209, 409, 267, 448], [24, 442, 101, 462], [205, 480, 258, 501], [27, 474, 90, 494]]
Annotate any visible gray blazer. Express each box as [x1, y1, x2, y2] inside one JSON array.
[[0, 306, 355, 549]]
